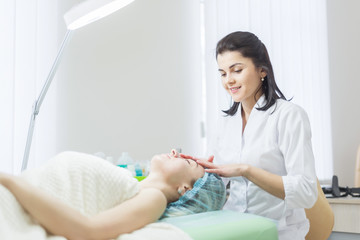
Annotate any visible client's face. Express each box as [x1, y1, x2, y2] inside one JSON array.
[[151, 149, 205, 185]]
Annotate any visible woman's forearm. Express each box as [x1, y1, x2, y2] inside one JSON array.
[[243, 166, 285, 200], [2, 175, 93, 240]]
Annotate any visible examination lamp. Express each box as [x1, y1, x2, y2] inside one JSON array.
[[21, 0, 135, 171]]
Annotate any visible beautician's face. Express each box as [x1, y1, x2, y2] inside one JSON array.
[[217, 51, 264, 104], [151, 150, 205, 185]]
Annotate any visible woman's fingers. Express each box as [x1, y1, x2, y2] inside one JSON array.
[[196, 159, 217, 169], [179, 153, 196, 160], [204, 164, 246, 178], [205, 168, 230, 177], [179, 154, 214, 163], [207, 155, 214, 163], [205, 168, 224, 176], [204, 166, 234, 178]]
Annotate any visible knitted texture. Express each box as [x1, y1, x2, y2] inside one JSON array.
[[0, 151, 191, 240], [0, 151, 138, 239]]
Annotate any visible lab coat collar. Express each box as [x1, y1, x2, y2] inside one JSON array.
[[253, 94, 277, 114], [239, 94, 267, 114], [255, 94, 266, 109]]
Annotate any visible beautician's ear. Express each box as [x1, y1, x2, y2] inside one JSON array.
[[260, 67, 267, 78]]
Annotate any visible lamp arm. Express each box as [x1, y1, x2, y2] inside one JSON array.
[[37, 30, 73, 110], [21, 30, 74, 171]]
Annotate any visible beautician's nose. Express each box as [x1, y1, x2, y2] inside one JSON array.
[[225, 74, 235, 85]]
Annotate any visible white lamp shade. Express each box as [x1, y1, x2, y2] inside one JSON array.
[[64, 0, 135, 30]]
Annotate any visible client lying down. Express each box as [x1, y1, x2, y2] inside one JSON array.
[[0, 149, 226, 240]]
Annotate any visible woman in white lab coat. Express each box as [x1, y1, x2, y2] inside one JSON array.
[[181, 31, 318, 240]]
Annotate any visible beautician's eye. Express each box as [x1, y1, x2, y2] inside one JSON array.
[[234, 69, 242, 73], [219, 72, 226, 77]]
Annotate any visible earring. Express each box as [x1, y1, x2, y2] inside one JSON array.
[[261, 77, 265, 82], [178, 189, 183, 195]]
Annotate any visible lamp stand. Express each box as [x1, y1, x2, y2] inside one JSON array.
[[21, 30, 73, 171]]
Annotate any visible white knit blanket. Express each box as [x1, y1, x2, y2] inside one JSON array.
[[0, 151, 192, 240]]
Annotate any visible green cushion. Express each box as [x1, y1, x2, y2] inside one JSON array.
[[159, 210, 278, 240]]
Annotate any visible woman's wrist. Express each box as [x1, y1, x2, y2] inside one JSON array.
[[239, 164, 251, 178]]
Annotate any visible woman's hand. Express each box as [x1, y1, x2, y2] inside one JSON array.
[[179, 153, 214, 163], [179, 153, 247, 178], [196, 160, 249, 178], [197, 160, 285, 199], [182, 154, 285, 199]]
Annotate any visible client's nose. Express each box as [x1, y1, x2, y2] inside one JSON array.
[[171, 149, 179, 157]]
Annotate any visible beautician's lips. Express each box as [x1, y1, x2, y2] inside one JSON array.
[[230, 86, 241, 93]]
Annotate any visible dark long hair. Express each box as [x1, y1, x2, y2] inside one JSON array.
[[216, 31, 287, 116]]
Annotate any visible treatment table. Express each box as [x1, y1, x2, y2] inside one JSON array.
[[160, 210, 278, 240]]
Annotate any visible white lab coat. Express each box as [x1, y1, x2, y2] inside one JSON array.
[[208, 95, 318, 240]]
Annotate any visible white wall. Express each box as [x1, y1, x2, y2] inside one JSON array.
[[327, 0, 360, 186], [55, 0, 203, 162], [33, 0, 360, 186]]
